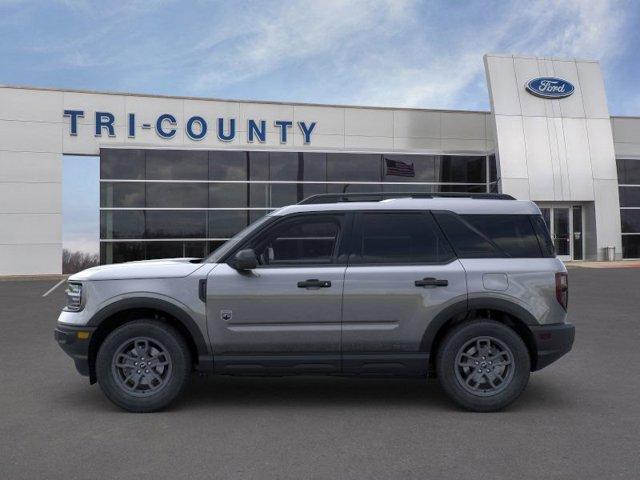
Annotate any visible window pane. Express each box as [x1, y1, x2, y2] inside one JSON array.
[[210, 151, 247, 180], [254, 216, 340, 265], [270, 183, 299, 207], [209, 210, 248, 238], [147, 183, 208, 208], [302, 153, 327, 181], [146, 150, 208, 180], [617, 159, 640, 185], [249, 152, 269, 180], [270, 152, 299, 181], [622, 235, 640, 258], [145, 211, 206, 238], [100, 182, 145, 208], [437, 155, 486, 183], [100, 211, 145, 239], [621, 210, 640, 233], [327, 154, 381, 182], [618, 186, 640, 207], [146, 241, 184, 259], [462, 215, 543, 258], [434, 213, 500, 258], [100, 149, 145, 179], [489, 154, 498, 182], [382, 155, 436, 183], [354, 212, 453, 264], [100, 242, 145, 264], [210, 183, 247, 208], [184, 241, 208, 258]]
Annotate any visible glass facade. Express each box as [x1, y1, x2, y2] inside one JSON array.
[[617, 158, 640, 258], [100, 149, 498, 264]]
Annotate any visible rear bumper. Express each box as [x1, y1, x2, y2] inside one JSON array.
[[54, 324, 96, 377], [530, 322, 575, 371]]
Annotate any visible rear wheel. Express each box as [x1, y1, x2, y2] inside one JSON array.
[[96, 320, 191, 412], [436, 320, 530, 412]]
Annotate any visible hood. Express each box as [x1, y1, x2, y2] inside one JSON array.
[[69, 258, 205, 281]]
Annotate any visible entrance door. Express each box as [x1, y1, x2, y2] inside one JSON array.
[[538, 206, 583, 261], [553, 207, 572, 261]]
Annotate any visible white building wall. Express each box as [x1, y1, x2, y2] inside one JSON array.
[[484, 54, 622, 260], [612, 116, 640, 158]]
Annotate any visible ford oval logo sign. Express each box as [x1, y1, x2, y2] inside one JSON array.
[[526, 77, 575, 99]]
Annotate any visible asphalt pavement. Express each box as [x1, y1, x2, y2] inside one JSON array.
[[0, 267, 639, 480]]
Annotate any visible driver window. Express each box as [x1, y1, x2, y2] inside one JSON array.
[[253, 216, 341, 265]]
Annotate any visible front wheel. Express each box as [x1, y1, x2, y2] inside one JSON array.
[[436, 320, 530, 412], [96, 320, 191, 412]]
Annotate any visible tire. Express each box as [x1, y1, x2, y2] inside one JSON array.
[[436, 320, 530, 412], [96, 320, 191, 412]]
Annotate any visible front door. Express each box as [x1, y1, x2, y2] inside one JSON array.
[[341, 211, 468, 375], [206, 213, 347, 374], [539, 206, 582, 261]]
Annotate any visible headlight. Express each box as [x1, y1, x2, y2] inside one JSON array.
[[64, 282, 83, 312]]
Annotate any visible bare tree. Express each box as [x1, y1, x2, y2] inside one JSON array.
[[62, 249, 99, 274]]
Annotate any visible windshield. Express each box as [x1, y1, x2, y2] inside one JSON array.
[[203, 214, 275, 263]]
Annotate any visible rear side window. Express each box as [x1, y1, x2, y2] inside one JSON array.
[[351, 212, 454, 264], [530, 215, 555, 257], [434, 212, 549, 258]]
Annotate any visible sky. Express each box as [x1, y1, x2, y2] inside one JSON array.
[[2, 0, 639, 254]]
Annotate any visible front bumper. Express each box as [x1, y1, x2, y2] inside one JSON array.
[[530, 322, 575, 371], [54, 324, 96, 377]]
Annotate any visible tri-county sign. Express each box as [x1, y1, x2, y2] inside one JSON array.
[[525, 77, 575, 99], [63, 110, 317, 144]]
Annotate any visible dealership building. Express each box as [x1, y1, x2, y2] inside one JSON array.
[[2, 53, 640, 275]]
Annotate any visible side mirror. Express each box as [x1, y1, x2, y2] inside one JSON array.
[[233, 249, 258, 271]]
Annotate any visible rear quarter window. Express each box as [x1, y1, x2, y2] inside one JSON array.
[[434, 212, 551, 258]]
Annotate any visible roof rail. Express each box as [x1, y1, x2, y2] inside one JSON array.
[[297, 191, 515, 204]]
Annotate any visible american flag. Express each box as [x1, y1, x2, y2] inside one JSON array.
[[385, 157, 415, 177]]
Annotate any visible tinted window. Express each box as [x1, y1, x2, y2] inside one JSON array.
[[145, 211, 206, 238], [146, 150, 208, 180], [619, 187, 640, 207], [462, 215, 543, 257], [621, 210, 640, 233], [382, 155, 436, 183], [146, 241, 184, 259], [100, 149, 145, 179], [209, 151, 247, 180], [210, 183, 247, 208], [622, 236, 640, 258], [353, 212, 453, 264], [439, 155, 486, 183], [433, 213, 499, 258], [147, 183, 208, 208], [253, 216, 341, 265], [617, 159, 640, 185], [100, 211, 145, 239], [530, 215, 555, 257], [327, 154, 381, 182], [100, 182, 145, 208], [270, 152, 299, 181], [100, 242, 144, 264], [209, 210, 249, 238]]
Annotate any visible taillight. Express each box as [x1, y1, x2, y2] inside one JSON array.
[[555, 272, 568, 310]]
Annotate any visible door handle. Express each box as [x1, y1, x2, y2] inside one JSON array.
[[297, 279, 332, 288], [415, 277, 448, 287]]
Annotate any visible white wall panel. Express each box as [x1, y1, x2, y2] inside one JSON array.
[[0, 244, 61, 275], [484, 55, 520, 115], [522, 116, 555, 200], [393, 110, 440, 139], [239, 103, 294, 133], [441, 138, 487, 152], [577, 62, 610, 119], [500, 178, 530, 199], [344, 108, 393, 137], [63, 92, 127, 126], [0, 87, 63, 123], [513, 57, 546, 117], [0, 120, 62, 153], [562, 118, 594, 200], [493, 115, 528, 178], [63, 123, 127, 155], [294, 105, 344, 136], [611, 117, 640, 144], [587, 118, 618, 179], [0, 182, 61, 214], [393, 137, 441, 151], [441, 112, 486, 139], [552, 60, 585, 119], [0, 151, 61, 182], [344, 135, 394, 150], [0, 214, 61, 244]]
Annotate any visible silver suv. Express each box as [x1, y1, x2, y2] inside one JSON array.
[[55, 193, 574, 412]]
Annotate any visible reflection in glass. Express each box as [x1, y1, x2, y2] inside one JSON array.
[[146, 150, 208, 180], [210, 183, 247, 208], [209, 210, 248, 238], [100, 183, 145, 208], [146, 211, 207, 238], [100, 149, 145, 179], [210, 151, 247, 180], [147, 183, 208, 208], [553, 208, 570, 256], [100, 211, 145, 239]]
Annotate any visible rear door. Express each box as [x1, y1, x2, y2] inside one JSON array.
[[206, 212, 349, 374], [341, 211, 467, 375]]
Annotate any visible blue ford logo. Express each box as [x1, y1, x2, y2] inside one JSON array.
[[526, 77, 575, 99]]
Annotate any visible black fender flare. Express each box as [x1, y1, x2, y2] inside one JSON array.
[[87, 297, 211, 367], [420, 297, 538, 354]]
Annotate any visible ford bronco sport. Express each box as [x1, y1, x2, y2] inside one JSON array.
[[55, 192, 574, 412]]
